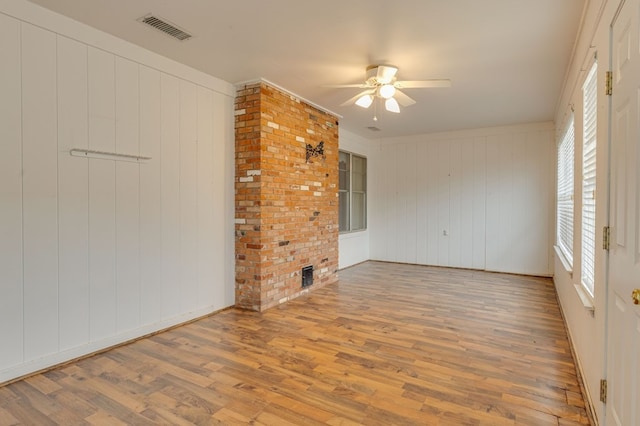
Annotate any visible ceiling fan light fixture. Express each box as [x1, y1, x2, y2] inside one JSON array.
[[355, 94, 374, 108], [331, 65, 451, 113], [385, 97, 400, 113], [379, 84, 396, 99]]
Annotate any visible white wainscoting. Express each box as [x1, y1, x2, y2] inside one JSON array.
[[0, 1, 235, 383], [369, 122, 554, 276]]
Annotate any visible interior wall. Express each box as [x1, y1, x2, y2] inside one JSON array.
[[338, 129, 371, 269], [552, 0, 616, 423], [369, 122, 555, 276], [0, 0, 235, 383]]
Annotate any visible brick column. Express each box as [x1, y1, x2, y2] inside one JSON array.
[[235, 82, 339, 311]]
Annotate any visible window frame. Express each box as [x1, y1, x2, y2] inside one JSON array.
[[339, 150, 367, 233]]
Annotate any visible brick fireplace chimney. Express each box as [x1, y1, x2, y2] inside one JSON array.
[[234, 82, 339, 311]]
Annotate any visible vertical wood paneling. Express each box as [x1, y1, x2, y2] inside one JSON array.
[[211, 91, 228, 309], [217, 92, 235, 307], [21, 23, 59, 360], [372, 146, 389, 260], [161, 73, 181, 318], [57, 35, 90, 350], [373, 145, 391, 261], [449, 139, 462, 267], [388, 147, 399, 261], [139, 65, 162, 325], [372, 126, 550, 276], [459, 138, 475, 268], [389, 146, 398, 262], [472, 138, 487, 269], [395, 145, 408, 262], [524, 131, 551, 273], [115, 57, 140, 331], [0, 3, 236, 382], [486, 134, 516, 273], [425, 141, 439, 265], [88, 47, 117, 340], [0, 14, 24, 367], [415, 142, 429, 264], [367, 146, 384, 259], [437, 140, 450, 266], [197, 87, 216, 306], [405, 144, 418, 264], [179, 81, 199, 310], [509, 133, 528, 273], [485, 135, 507, 272], [507, 131, 551, 275]]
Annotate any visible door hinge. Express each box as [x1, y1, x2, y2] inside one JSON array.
[[603, 226, 611, 250], [606, 71, 613, 96], [600, 379, 608, 403]]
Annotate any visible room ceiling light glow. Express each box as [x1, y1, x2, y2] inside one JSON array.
[[379, 84, 396, 99]]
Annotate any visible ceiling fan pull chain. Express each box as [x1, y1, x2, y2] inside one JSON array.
[[373, 99, 378, 121]]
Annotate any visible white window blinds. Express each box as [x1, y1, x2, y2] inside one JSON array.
[[581, 62, 597, 296], [557, 116, 575, 266]]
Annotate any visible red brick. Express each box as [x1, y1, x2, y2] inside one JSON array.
[[235, 82, 339, 311]]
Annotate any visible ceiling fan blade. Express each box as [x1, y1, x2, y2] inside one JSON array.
[[395, 79, 452, 89], [385, 97, 400, 113], [394, 89, 416, 107], [340, 89, 375, 107], [375, 65, 398, 84], [322, 83, 370, 88]]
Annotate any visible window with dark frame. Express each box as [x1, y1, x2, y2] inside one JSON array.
[[339, 151, 367, 232]]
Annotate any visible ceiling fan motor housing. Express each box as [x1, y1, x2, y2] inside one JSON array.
[[366, 65, 398, 85]]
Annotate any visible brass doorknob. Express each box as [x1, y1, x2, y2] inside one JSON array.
[[633, 289, 640, 305]]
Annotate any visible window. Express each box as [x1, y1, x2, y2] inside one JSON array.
[[581, 61, 597, 296], [557, 116, 575, 266], [339, 151, 367, 232]]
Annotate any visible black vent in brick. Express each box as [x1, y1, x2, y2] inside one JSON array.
[[301, 266, 313, 288]]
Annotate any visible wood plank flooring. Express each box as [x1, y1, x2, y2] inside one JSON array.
[[0, 261, 590, 425]]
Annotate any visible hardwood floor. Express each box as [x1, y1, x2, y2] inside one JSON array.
[[0, 261, 590, 425]]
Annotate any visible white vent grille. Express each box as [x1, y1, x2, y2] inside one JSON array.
[[138, 14, 192, 41], [367, 126, 381, 132]]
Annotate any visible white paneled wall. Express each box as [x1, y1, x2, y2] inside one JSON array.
[[22, 22, 60, 361], [370, 123, 554, 276], [58, 34, 90, 352], [0, 4, 235, 383], [0, 13, 24, 370]]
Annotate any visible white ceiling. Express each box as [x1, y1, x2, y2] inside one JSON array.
[[27, 0, 586, 139]]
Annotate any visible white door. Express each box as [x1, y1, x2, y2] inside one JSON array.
[[607, 0, 640, 424]]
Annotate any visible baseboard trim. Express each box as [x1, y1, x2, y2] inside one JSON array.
[[368, 259, 553, 278], [0, 305, 233, 387]]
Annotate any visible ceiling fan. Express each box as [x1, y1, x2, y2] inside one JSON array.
[[328, 65, 451, 116]]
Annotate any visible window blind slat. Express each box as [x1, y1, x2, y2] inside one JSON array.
[[557, 115, 575, 265], [581, 62, 598, 296]]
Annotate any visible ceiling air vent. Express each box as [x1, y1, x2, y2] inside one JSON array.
[[367, 126, 381, 132], [138, 14, 192, 41]]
